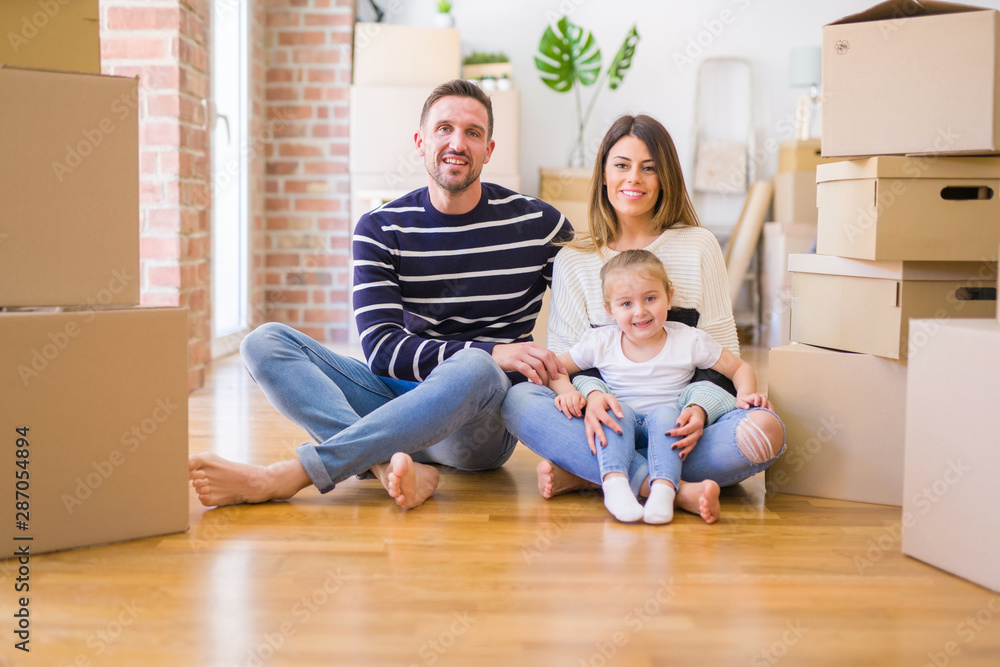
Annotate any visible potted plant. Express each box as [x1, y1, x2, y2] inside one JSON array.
[[535, 17, 640, 167], [463, 51, 512, 83], [434, 0, 454, 28]]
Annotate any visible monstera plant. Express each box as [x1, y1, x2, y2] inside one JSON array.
[[535, 17, 640, 167]]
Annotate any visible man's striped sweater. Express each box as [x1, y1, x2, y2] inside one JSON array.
[[352, 183, 573, 383]]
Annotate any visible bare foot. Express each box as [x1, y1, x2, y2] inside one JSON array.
[[675, 480, 721, 524], [371, 452, 439, 510], [189, 453, 311, 507], [536, 459, 599, 499]]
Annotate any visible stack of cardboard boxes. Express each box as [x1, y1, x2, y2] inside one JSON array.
[[1, 0, 188, 556], [765, 0, 1000, 592], [766, 1, 1000, 500]]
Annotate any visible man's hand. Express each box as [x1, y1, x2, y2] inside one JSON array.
[[668, 404, 706, 462], [736, 393, 771, 410], [554, 390, 586, 419], [491, 342, 565, 385], [583, 391, 624, 455]]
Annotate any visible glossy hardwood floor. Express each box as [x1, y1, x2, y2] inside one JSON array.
[[6, 345, 1000, 666]]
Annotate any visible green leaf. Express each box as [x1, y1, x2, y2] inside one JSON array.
[[607, 24, 640, 91], [534, 16, 602, 93]]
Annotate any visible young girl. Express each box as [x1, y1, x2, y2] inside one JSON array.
[[545, 250, 768, 524]]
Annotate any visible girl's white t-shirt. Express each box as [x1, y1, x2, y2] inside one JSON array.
[[567, 322, 723, 415]]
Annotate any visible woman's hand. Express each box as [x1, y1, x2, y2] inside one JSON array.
[[668, 404, 706, 462], [583, 391, 624, 456], [736, 393, 772, 410], [554, 390, 586, 419]]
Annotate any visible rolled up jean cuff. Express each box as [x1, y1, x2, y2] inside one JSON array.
[[297, 442, 336, 493]]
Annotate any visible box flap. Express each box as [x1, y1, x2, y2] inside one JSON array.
[[828, 0, 994, 26], [817, 156, 1000, 182], [788, 253, 997, 280]]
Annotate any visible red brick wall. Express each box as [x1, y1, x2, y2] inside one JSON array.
[[262, 0, 354, 343], [100, 0, 212, 391]]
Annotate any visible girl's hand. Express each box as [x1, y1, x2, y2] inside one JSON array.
[[736, 393, 771, 410], [668, 404, 706, 462], [583, 391, 623, 456], [554, 390, 586, 419]]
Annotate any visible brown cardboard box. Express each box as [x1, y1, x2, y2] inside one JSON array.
[[777, 139, 837, 173], [822, 1, 1000, 157], [766, 343, 906, 506], [353, 23, 460, 86], [2, 307, 188, 557], [760, 223, 817, 348], [539, 167, 590, 229], [816, 156, 1000, 261], [772, 171, 818, 223], [0, 67, 140, 307], [902, 319, 1000, 592], [0, 0, 99, 74], [788, 253, 998, 359]]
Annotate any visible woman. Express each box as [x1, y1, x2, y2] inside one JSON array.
[[502, 114, 785, 523]]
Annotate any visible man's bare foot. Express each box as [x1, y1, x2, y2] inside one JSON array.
[[536, 459, 600, 499], [675, 480, 721, 524], [371, 452, 439, 510], [189, 453, 312, 507]]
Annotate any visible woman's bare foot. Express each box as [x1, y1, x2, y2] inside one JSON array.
[[371, 452, 439, 510], [189, 453, 311, 507], [675, 480, 721, 524], [536, 459, 599, 499]]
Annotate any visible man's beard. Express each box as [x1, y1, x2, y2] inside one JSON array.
[[428, 153, 480, 194]]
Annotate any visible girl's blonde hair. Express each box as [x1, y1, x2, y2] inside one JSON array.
[[566, 114, 700, 253], [599, 249, 672, 306]]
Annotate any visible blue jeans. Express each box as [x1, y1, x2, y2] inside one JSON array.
[[240, 323, 517, 492], [501, 383, 786, 493], [591, 403, 685, 490]]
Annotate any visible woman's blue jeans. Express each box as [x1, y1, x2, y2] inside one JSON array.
[[240, 323, 517, 493], [502, 382, 786, 495]]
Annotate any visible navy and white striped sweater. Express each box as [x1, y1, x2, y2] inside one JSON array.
[[353, 183, 572, 383]]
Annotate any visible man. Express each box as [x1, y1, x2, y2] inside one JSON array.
[[190, 80, 572, 509]]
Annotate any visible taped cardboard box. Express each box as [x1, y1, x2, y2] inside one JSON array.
[[822, 1, 1000, 157], [765, 343, 906, 506], [773, 171, 818, 223], [0, 67, 139, 307], [353, 23, 459, 86], [816, 156, 1000, 261], [902, 319, 1000, 592], [2, 307, 189, 557], [789, 253, 998, 359], [0, 0, 99, 74]]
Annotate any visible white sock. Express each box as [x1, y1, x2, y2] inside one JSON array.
[[602, 476, 643, 522], [643, 483, 677, 524]]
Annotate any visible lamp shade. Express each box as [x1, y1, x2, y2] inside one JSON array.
[[789, 46, 821, 87]]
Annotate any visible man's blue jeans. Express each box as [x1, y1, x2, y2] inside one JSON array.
[[240, 323, 517, 492]]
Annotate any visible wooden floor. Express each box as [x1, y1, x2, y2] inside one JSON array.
[[7, 346, 1000, 666]]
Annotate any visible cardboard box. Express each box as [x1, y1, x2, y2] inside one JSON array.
[[0, 0, 100, 74], [2, 307, 189, 557], [902, 319, 1000, 592], [789, 253, 998, 359], [777, 139, 837, 173], [539, 167, 591, 229], [765, 343, 907, 506], [822, 1, 1000, 157], [0, 67, 140, 307], [773, 171, 818, 223], [760, 223, 816, 348], [816, 156, 1000, 261], [349, 86, 520, 179], [353, 23, 460, 86]]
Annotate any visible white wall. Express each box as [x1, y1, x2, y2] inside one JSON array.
[[362, 0, 1000, 206]]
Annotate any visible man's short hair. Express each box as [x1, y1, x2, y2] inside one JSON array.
[[419, 79, 494, 141]]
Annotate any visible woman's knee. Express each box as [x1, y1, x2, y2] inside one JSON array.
[[735, 410, 785, 464]]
